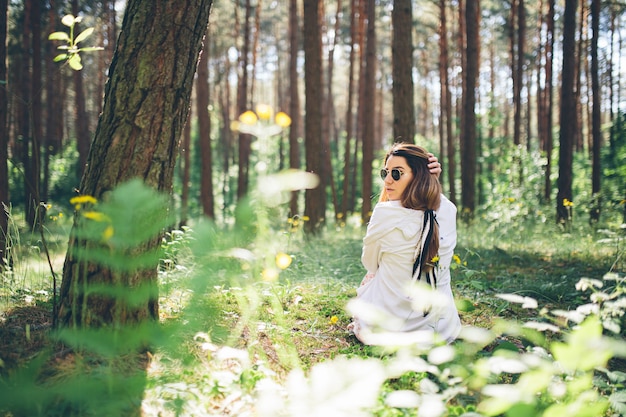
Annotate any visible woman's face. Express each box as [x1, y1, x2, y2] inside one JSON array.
[[382, 155, 413, 201]]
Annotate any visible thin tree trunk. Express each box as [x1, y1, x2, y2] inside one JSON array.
[[360, 0, 376, 224], [303, 0, 325, 233], [44, 0, 65, 203], [341, 0, 357, 220], [197, 32, 215, 219], [72, 0, 91, 179], [590, 0, 601, 222], [237, 0, 252, 200], [556, 0, 578, 224], [326, 0, 341, 219], [19, 1, 36, 226], [461, 0, 479, 218], [544, 0, 555, 202], [31, 0, 42, 218], [0, 0, 8, 267], [392, 0, 415, 143], [288, 0, 300, 217]]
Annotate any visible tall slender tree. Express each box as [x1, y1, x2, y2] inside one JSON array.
[[438, 0, 455, 201], [341, 0, 357, 220], [556, 0, 578, 224], [0, 0, 7, 267], [72, 0, 91, 179], [197, 29, 215, 219], [461, 0, 479, 217], [303, 0, 325, 233], [543, 0, 555, 202], [237, 0, 252, 200], [392, 0, 415, 143], [361, 0, 376, 223], [590, 0, 601, 222], [288, 0, 301, 217]]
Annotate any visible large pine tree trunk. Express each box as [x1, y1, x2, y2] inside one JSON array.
[[0, 0, 7, 267], [392, 0, 415, 143], [57, 0, 214, 328], [556, 0, 578, 223]]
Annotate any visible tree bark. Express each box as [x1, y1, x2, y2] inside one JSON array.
[[0, 0, 7, 267], [303, 0, 325, 233], [590, 0, 601, 222], [438, 0, 455, 201], [556, 0, 577, 224], [392, 0, 415, 143], [341, 0, 357, 220], [361, 0, 376, 224], [461, 0, 479, 218], [237, 0, 252, 200], [288, 0, 301, 217], [544, 0, 555, 202], [197, 31, 215, 219], [57, 0, 214, 328], [72, 0, 91, 180]]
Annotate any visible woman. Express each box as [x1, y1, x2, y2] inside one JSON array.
[[349, 143, 462, 345]]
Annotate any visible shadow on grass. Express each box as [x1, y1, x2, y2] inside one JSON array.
[[0, 305, 152, 417]]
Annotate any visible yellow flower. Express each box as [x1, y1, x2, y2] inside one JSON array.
[[275, 252, 293, 270], [256, 104, 273, 121], [329, 316, 339, 325], [82, 211, 110, 222], [275, 111, 292, 127], [563, 198, 574, 207], [239, 110, 258, 125], [262, 268, 279, 282], [103, 225, 114, 241], [453, 254, 461, 265], [70, 195, 98, 210], [507, 197, 515, 203], [431, 256, 440, 264], [302, 216, 310, 222]]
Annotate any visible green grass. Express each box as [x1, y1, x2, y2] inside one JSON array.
[[1, 207, 625, 416]]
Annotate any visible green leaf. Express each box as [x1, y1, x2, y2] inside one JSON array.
[[48, 31, 69, 41], [68, 54, 83, 70], [74, 27, 94, 45], [53, 54, 68, 62]]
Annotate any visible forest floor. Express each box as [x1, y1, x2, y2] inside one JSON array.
[[0, 216, 624, 415]]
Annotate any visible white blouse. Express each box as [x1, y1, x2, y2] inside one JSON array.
[[351, 195, 462, 344]]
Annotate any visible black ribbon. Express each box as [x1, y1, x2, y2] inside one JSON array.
[[412, 209, 438, 289]]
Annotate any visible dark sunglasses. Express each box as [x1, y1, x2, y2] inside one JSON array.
[[380, 168, 405, 181]]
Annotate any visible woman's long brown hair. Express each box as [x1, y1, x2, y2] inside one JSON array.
[[379, 143, 441, 274]]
